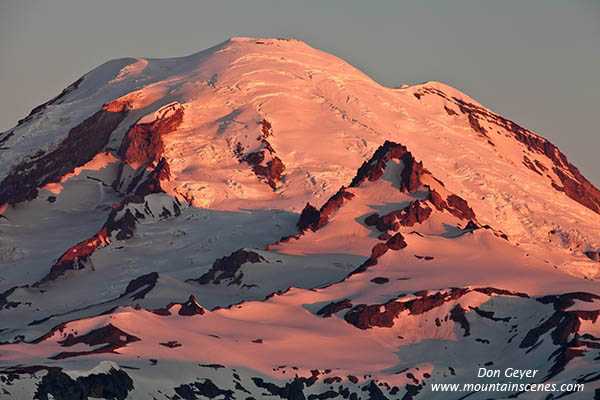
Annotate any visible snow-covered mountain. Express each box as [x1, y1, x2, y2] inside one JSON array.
[[0, 37, 599, 399]]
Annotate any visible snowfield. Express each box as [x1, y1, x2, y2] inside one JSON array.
[[0, 37, 599, 399]]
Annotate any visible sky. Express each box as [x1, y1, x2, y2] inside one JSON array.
[[0, 0, 598, 186]]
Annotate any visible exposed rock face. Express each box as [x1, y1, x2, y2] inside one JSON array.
[[314, 187, 355, 229], [272, 186, 357, 247], [349, 140, 428, 193], [36, 202, 138, 285], [114, 103, 183, 193], [118, 103, 184, 169], [427, 190, 476, 221], [342, 287, 535, 330], [17, 76, 84, 127], [178, 295, 206, 316], [316, 299, 353, 318], [48, 324, 141, 360], [37, 105, 184, 284], [584, 250, 600, 262], [59, 324, 140, 348], [153, 295, 206, 316], [297, 203, 321, 231], [174, 379, 234, 400], [120, 272, 159, 300], [251, 377, 307, 400], [520, 292, 600, 380], [449, 304, 470, 337], [416, 85, 600, 214], [523, 155, 543, 176], [34, 367, 133, 400], [386, 233, 407, 250], [344, 288, 468, 330], [367, 201, 433, 232], [235, 119, 286, 190], [133, 157, 171, 196], [370, 277, 390, 284], [191, 249, 264, 285], [0, 100, 129, 206]]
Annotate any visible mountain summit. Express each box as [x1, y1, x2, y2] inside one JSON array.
[[0, 38, 599, 399]]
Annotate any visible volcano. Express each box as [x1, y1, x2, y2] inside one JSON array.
[[0, 38, 599, 399]]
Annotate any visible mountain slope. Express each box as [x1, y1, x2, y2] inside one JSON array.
[[0, 37, 599, 399]]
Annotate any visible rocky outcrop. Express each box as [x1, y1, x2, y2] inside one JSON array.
[[314, 187, 355, 229], [415, 85, 600, 214], [449, 304, 470, 337], [364, 201, 432, 232], [34, 367, 133, 400], [190, 249, 264, 286], [49, 324, 141, 360], [251, 377, 307, 400], [522, 155, 543, 176], [342, 287, 532, 330], [38, 149, 180, 285], [297, 203, 321, 231], [235, 119, 286, 190], [316, 299, 353, 318], [152, 295, 206, 317], [35, 201, 138, 285], [119, 272, 159, 300], [427, 190, 476, 221], [386, 233, 407, 250], [520, 292, 600, 380], [0, 100, 129, 206], [59, 324, 140, 348], [344, 288, 469, 330], [118, 103, 183, 169], [174, 379, 234, 400], [133, 157, 171, 196], [17, 76, 84, 127], [349, 141, 429, 192], [114, 103, 183, 194], [178, 295, 206, 316], [584, 250, 600, 261]]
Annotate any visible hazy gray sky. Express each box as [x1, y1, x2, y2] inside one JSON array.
[[1, 0, 598, 185]]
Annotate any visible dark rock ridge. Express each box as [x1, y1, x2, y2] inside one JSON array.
[[17, 76, 84, 127], [118, 103, 183, 167], [58, 323, 140, 348], [340, 287, 529, 330], [30, 323, 141, 360], [174, 378, 234, 400], [37, 146, 181, 285], [35, 201, 137, 285], [34, 367, 133, 400], [520, 292, 600, 380], [0, 99, 130, 207], [152, 295, 206, 317], [415, 85, 600, 214], [427, 190, 476, 221], [133, 157, 172, 196], [343, 288, 468, 330], [585, 250, 600, 262], [235, 119, 286, 190], [275, 140, 444, 247], [120, 272, 160, 301], [316, 299, 353, 318], [272, 139, 481, 279], [365, 201, 432, 232], [114, 103, 183, 194], [349, 140, 430, 192], [190, 249, 264, 286]]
